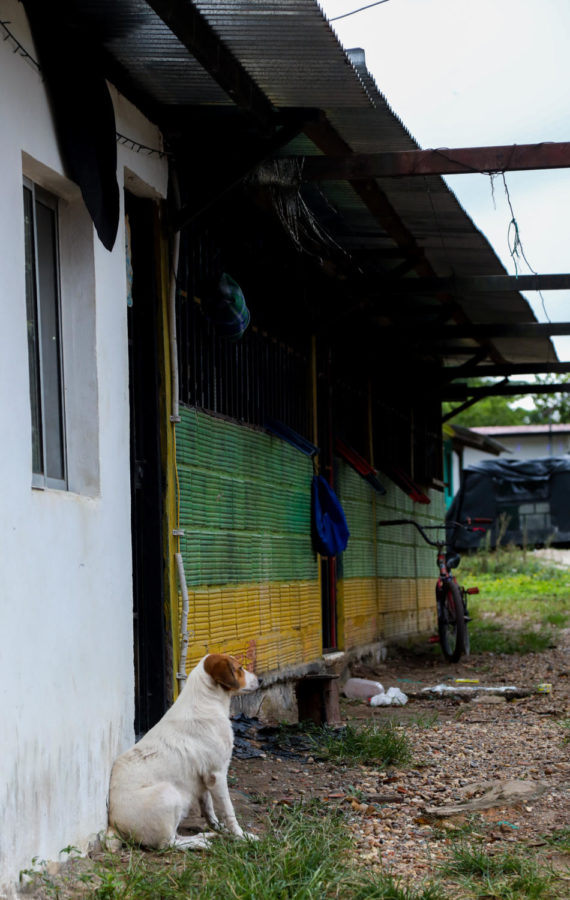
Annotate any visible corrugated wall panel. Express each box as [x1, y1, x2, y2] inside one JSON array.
[[376, 491, 444, 639], [417, 578, 437, 633], [338, 577, 377, 648], [337, 463, 377, 579], [337, 457, 444, 646], [335, 462, 378, 648], [176, 408, 321, 673]]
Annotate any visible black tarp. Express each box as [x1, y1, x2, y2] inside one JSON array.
[[447, 457, 570, 549]]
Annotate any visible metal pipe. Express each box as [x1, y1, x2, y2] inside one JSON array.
[[169, 229, 181, 422], [169, 171, 181, 422], [175, 551, 190, 688]]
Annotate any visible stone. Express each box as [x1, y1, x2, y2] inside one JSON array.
[[423, 779, 549, 817]]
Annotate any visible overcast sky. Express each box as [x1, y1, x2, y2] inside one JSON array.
[[320, 0, 570, 362]]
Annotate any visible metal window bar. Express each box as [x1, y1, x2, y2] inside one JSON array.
[[177, 271, 311, 436], [23, 178, 67, 490]]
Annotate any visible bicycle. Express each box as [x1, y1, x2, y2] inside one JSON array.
[[377, 517, 491, 662]]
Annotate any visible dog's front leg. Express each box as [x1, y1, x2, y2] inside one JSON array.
[[209, 773, 242, 836], [207, 772, 256, 839], [199, 789, 221, 830]]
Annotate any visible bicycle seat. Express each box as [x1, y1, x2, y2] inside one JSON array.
[[446, 552, 461, 571]]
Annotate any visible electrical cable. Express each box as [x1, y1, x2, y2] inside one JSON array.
[[501, 173, 551, 326], [1, 20, 167, 159], [0, 19, 40, 71], [330, 1, 391, 23]]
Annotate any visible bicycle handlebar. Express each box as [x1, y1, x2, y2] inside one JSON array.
[[377, 517, 491, 548], [377, 519, 442, 547]]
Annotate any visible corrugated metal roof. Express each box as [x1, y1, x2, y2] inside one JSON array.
[[192, 0, 373, 108], [83, 0, 372, 108], [473, 425, 570, 435], [445, 424, 510, 455], [72, 0, 557, 365], [316, 52, 556, 364]]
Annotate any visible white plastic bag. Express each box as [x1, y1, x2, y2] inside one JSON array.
[[369, 686, 408, 707]]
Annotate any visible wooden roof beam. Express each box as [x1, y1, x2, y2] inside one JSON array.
[[302, 115, 506, 365], [402, 322, 570, 340], [443, 382, 570, 400], [442, 361, 570, 380], [378, 274, 570, 294], [441, 380, 509, 423], [147, 0, 275, 130], [438, 346, 491, 356], [299, 141, 570, 180]]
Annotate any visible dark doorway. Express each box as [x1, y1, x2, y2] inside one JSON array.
[[318, 349, 337, 652], [126, 191, 167, 736]]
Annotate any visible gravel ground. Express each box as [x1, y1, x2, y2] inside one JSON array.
[[20, 623, 570, 896], [533, 547, 570, 567], [229, 630, 570, 882]]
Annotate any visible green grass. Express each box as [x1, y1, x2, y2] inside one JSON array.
[[409, 711, 440, 729], [348, 877, 446, 899], [543, 826, 570, 852], [23, 805, 443, 900], [429, 816, 486, 843], [468, 620, 554, 655], [310, 721, 413, 768], [461, 549, 569, 611], [440, 843, 560, 899], [442, 843, 525, 878], [456, 546, 570, 655]]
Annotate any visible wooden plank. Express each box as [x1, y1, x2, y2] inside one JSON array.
[[302, 117, 505, 367], [409, 322, 570, 340], [443, 383, 570, 400], [300, 141, 570, 180], [378, 274, 570, 294], [147, 0, 275, 127], [303, 116, 512, 366], [442, 361, 570, 380]]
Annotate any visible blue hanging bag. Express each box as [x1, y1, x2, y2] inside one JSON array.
[[312, 475, 350, 557]]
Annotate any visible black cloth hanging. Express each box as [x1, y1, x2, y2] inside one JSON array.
[[23, 1, 120, 251]]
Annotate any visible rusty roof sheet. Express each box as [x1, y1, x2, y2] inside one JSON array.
[[73, 0, 556, 364]]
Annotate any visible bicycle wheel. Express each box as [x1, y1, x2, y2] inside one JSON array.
[[437, 580, 467, 662]]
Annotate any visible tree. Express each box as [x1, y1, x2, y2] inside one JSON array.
[[524, 374, 570, 425], [442, 379, 527, 427]]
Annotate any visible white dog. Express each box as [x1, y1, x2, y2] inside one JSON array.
[[107, 653, 261, 850]]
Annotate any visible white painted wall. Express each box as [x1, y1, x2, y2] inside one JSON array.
[[464, 432, 570, 468], [0, 3, 168, 893]]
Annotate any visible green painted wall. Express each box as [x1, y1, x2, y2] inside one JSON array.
[[336, 459, 446, 580], [176, 407, 318, 586], [336, 462, 377, 578], [376, 488, 446, 579]]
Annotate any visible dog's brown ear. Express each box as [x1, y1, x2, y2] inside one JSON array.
[[204, 654, 241, 691]]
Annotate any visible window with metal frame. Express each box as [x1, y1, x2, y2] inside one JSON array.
[[177, 288, 311, 437], [23, 179, 67, 489], [175, 226, 312, 436]]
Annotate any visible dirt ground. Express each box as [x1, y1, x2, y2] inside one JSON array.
[[20, 623, 569, 897], [225, 631, 570, 881]]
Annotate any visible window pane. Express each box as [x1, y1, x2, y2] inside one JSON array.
[[23, 186, 43, 475], [36, 198, 65, 482]]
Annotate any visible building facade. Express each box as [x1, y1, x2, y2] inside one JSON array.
[[0, 0, 557, 893]]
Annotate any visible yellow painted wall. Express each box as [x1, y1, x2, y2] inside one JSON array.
[[338, 575, 437, 650], [182, 579, 322, 673]]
